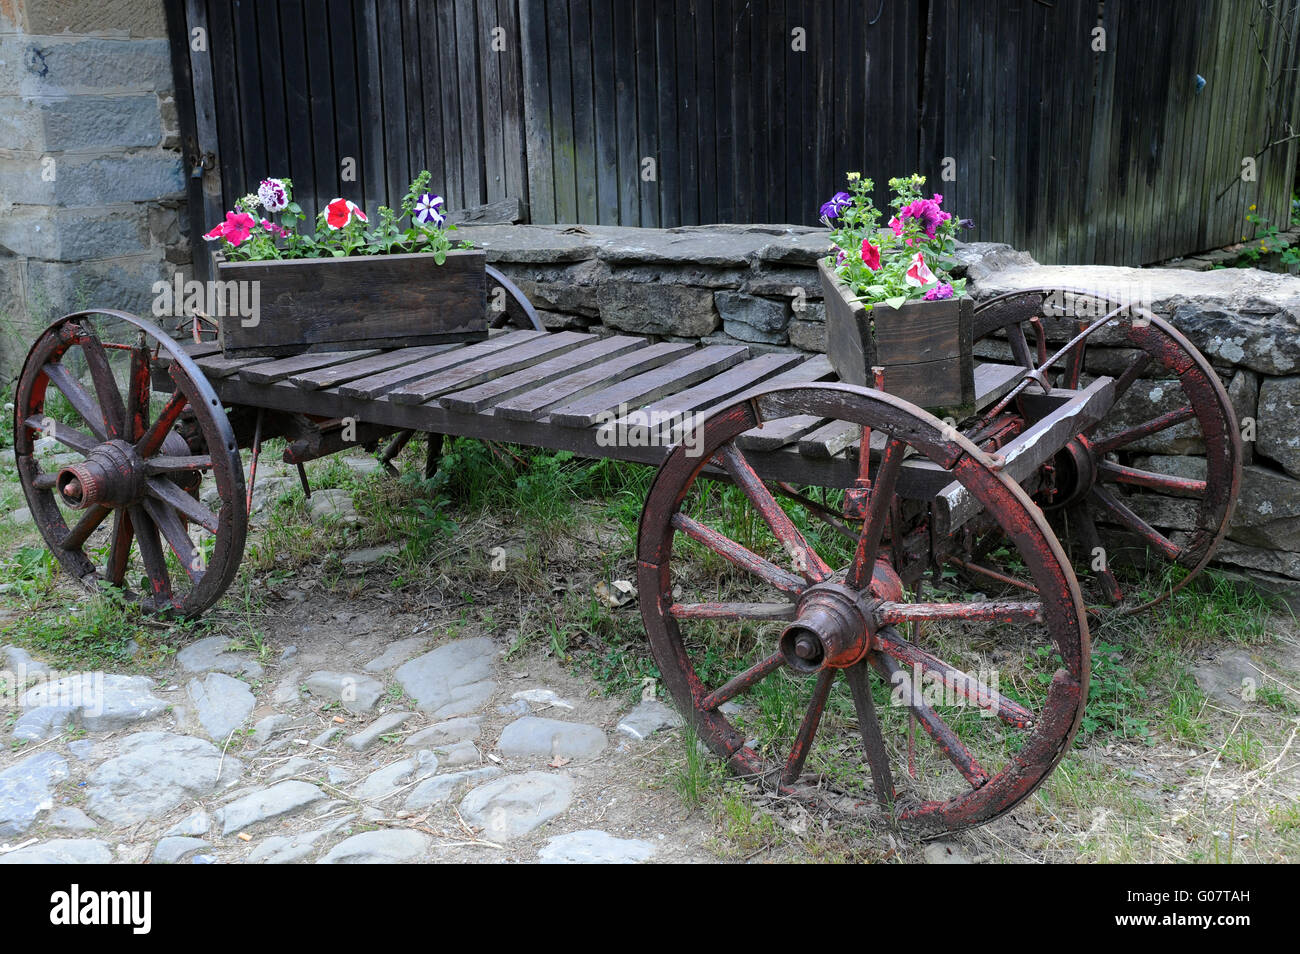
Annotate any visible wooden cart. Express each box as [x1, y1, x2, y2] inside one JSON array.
[[12, 283, 1240, 833]]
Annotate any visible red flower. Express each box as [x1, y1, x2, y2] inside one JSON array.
[[325, 198, 368, 230], [860, 239, 881, 270]]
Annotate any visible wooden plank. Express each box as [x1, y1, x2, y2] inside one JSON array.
[[675, 0, 698, 225], [328, 0, 363, 205], [634, 0, 660, 226], [654, 0, 679, 225], [207, 0, 245, 202], [436, 0, 464, 209], [497, 0, 528, 205], [389, 331, 597, 404], [338, 329, 544, 399], [798, 419, 862, 459], [355, 0, 386, 212], [596, 351, 804, 445], [519, 0, 555, 222], [195, 353, 274, 380], [454, 0, 485, 207], [377, 0, 409, 205], [548, 345, 750, 427], [180, 340, 223, 360], [694, 0, 717, 224], [547, 0, 578, 221], [612, 0, 640, 225], [277, 0, 316, 217], [479, 0, 506, 202], [590, 0, 620, 225], [239, 349, 383, 385], [289, 345, 458, 390], [438, 335, 647, 413], [495, 341, 697, 421], [570, 0, 598, 223], [417, 0, 445, 200]]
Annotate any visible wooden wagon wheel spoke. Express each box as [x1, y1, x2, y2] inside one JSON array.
[[136, 390, 189, 459], [1109, 351, 1154, 403], [22, 416, 97, 456], [844, 660, 895, 808], [871, 626, 1036, 728], [77, 331, 127, 439], [1090, 484, 1182, 560], [945, 555, 1040, 595], [142, 498, 205, 585], [123, 343, 153, 442], [61, 504, 111, 552], [106, 508, 134, 585], [874, 653, 990, 789], [1096, 460, 1206, 496], [129, 504, 174, 605], [40, 363, 109, 442], [1092, 405, 1196, 454], [699, 652, 787, 711], [780, 668, 836, 785], [846, 435, 907, 591], [669, 512, 805, 596], [146, 477, 220, 534], [1068, 502, 1124, 606], [876, 599, 1044, 625], [670, 602, 798, 622], [143, 454, 214, 475], [717, 441, 832, 583]]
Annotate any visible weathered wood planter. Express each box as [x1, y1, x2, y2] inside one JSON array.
[[216, 249, 489, 357], [818, 259, 974, 412]]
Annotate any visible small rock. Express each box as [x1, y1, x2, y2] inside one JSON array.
[[342, 544, 398, 569], [354, 758, 431, 802], [345, 711, 415, 752], [175, 636, 265, 678], [318, 829, 431, 864], [512, 688, 576, 710], [164, 810, 211, 837], [252, 714, 294, 747], [404, 767, 504, 810], [432, 739, 479, 767], [1192, 650, 1261, 708], [303, 671, 384, 713], [617, 700, 683, 740], [496, 699, 531, 716], [273, 669, 303, 706], [267, 757, 316, 782], [342, 456, 383, 477], [152, 836, 210, 864], [539, 829, 656, 864], [6, 506, 32, 526], [66, 739, 98, 761], [923, 841, 972, 864], [0, 751, 69, 837], [215, 781, 327, 836], [187, 673, 255, 741], [191, 854, 217, 864], [395, 637, 497, 718], [248, 817, 351, 864], [46, 806, 97, 832], [280, 645, 299, 663], [403, 717, 481, 749], [12, 705, 80, 742], [497, 717, 607, 761], [459, 771, 575, 840], [308, 488, 359, 525], [0, 838, 112, 864], [363, 637, 429, 673], [326, 766, 355, 786]]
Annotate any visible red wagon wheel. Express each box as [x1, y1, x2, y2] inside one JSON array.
[[972, 289, 1241, 612], [638, 383, 1090, 832], [13, 311, 246, 616]]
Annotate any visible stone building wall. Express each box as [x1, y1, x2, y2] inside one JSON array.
[[458, 222, 1300, 603], [0, 0, 183, 385]]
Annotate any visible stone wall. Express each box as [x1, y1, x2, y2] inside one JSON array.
[[0, 0, 182, 385], [459, 222, 1300, 602]]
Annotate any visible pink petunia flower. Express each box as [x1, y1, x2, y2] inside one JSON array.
[[204, 211, 256, 246], [860, 239, 881, 270], [905, 252, 936, 287], [889, 216, 903, 237], [261, 219, 290, 238]]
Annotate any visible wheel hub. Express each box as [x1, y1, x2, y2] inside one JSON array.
[[1044, 436, 1097, 509], [56, 439, 146, 509], [780, 582, 879, 672]]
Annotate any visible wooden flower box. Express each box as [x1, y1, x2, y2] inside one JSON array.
[[818, 259, 974, 413], [215, 249, 489, 357]]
